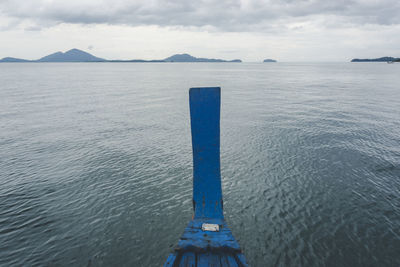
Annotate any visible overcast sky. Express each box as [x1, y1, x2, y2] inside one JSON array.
[[1, 0, 399, 61]]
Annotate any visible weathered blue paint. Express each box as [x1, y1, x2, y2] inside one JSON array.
[[189, 87, 223, 219], [176, 218, 240, 251], [163, 87, 248, 267]]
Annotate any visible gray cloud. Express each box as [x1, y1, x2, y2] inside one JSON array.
[[24, 25, 42, 31], [1, 0, 400, 31]]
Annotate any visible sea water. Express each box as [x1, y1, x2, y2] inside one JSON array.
[[1, 62, 399, 266]]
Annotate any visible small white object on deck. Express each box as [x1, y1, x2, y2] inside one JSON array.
[[201, 223, 219, 232]]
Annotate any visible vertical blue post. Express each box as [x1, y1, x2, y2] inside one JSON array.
[[189, 87, 223, 219]]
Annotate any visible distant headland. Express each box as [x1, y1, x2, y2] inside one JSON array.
[[351, 57, 400, 62], [263, 59, 277, 62], [164, 54, 241, 62], [0, 49, 242, 63]]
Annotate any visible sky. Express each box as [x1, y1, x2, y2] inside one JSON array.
[[0, 0, 400, 62]]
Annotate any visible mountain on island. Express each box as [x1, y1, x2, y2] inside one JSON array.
[[0, 57, 30, 62], [164, 53, 241, 62], [263, 59, 277, 62], [0, 49, 106, 62], [0, 49, 242, 63], [351, 57, 400, 62], [37, 48, 105, 62]]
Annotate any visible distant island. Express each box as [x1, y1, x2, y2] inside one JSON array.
[[351, 57, 400, 62], [263, 59, 277, 62], [164, 53, 241, 62], [0, 57, 31, 62], [0, 49, 242, 63]]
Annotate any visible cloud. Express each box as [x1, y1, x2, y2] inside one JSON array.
[[1, 0, 400, 32], [24, 25, 42, 31]]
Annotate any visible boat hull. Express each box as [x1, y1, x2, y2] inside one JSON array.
[[164, 87, 248, 266]]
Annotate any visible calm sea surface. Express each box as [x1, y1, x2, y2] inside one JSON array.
[[0, 62, 399, 266]]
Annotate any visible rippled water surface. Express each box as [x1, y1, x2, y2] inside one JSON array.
[[1, 62, 399, 266]]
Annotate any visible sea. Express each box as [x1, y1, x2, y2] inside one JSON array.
[[0, 62, 399, 267]]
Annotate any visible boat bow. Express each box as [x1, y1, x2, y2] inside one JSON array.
[[164, 87, 248, 267]]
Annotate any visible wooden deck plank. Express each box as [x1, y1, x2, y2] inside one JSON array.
[[236, 253, 248, 267], [221, 254, 239, 267], [179, 252, 196, 267], [164, 253, 177, 267], [197, 252, 221, 267]]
